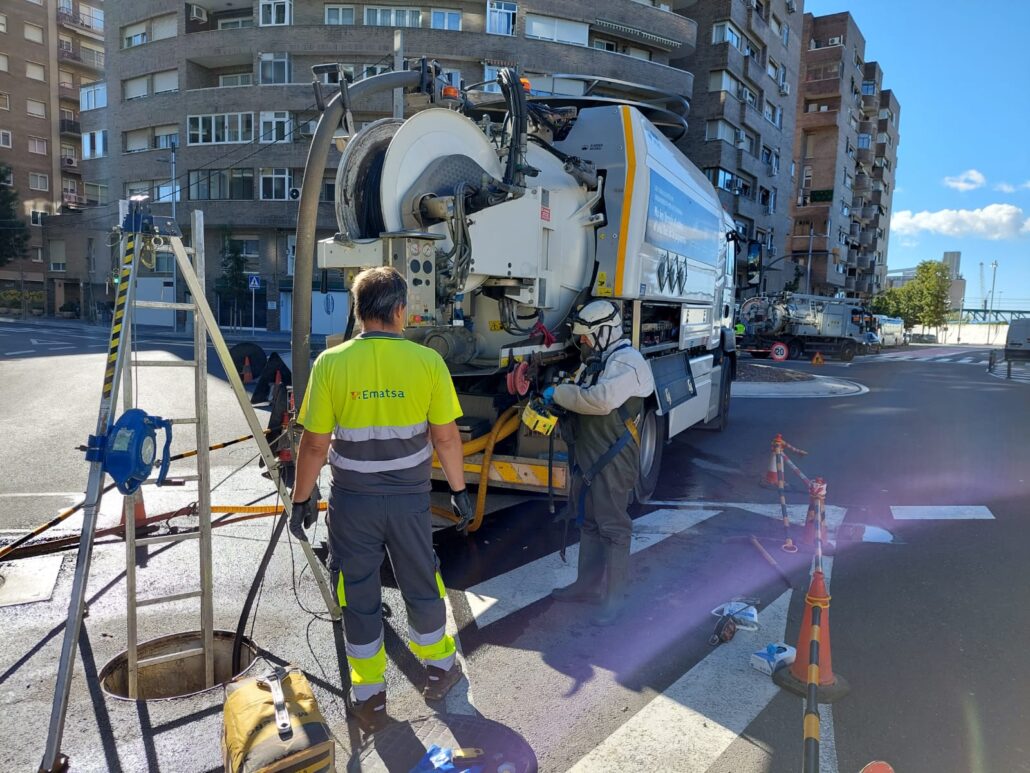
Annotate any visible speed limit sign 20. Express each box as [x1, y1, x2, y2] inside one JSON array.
[[770, 342, 789, 361]]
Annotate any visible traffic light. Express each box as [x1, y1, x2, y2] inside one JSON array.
[[746, 241, 763, 286]]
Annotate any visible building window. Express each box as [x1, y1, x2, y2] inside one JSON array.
[[260, 167, 291, 200], [321, 178, 336, 203], [260, 111, 291, 143], [766, 58, 779, 81], [593, 38, 617, 52], [31, 210, 46, 226], [219, 72, 253, 87], [85, 182, 108, 204], [27, 98, 46, 118], [153, 124, 178, 149], [844, 171, 853, 189], [153, 69, 178, 94], [739, 84, 757, 109], [260, 0, 292, 26], [431, 9, 461, 30], [704, 119, 736, 144], [861, 80, 875, 96], [712, 21, 742, 50], [0, 93, 7, 111], [626, 46, 652, 61], [80, 82, 106, 110], [24, 22, 44, 43], [487, 1, 517, 36], [29, 136, 47, 155], [122, 22, 147, 48], [82, 130, 107, 158], [123, 75, 149, 100], [361, 64, 390, 79], [49, 240, 66, 271], [30, 172, 49, 191], [151, 14, 176, 40], [0, 15, 6, 33], [0, 130, 11, 148], [482, 65, 501, 93], [218, 16, 254, 28], [260, 53, 290, 84], [124, 127, 150, 153], [525, 14, 588, 46], [59, 69, 74, 88], [188, 113, 254, 145], [802, 165, 812, 188], [364, 7, 421, 26], [324, 5, 355, 24]]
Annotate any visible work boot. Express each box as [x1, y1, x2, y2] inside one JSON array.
[[551, 531, 605, 603], [423, 661, 464, 701], [347, 691, 390, 735], [591, 542, 630, 627]]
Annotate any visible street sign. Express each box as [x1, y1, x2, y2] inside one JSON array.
[[248, 275, 261, 290]]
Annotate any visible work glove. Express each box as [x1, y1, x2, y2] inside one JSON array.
[[541, 385, 556, 405], [289, 485, 320, 541], [451, 487, 473, 533]]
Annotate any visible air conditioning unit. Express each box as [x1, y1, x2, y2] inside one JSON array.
[[189, 4, 208, 22], [297, 120, 317, 137], [779, 82, 791, 97], [786, 0, 797, 12], [828, 36, 842, 46], [734, 129, 746, 146], [288, 187, 301, 201], [732, 184, 743, 196], [62, 156, 78, 168]]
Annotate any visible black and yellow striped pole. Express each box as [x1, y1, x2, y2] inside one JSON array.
[[774, 434, 798, 552], [802, 589, 827, 772], [102, 229, 137, 400]]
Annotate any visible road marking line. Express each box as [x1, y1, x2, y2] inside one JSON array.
[[567, 590, 791, 773], [891, 505, 994, 520], [641, 501, 847, 534], [47, 346, 75, 351], [819, 702, 840, 773], [29, 338, 68, 346], [0, 492, 83, 498], [958, 357, 974, 363], [464, 508, 722, 629], [4, 350, 35, 356], [442, 595, 477, 716]]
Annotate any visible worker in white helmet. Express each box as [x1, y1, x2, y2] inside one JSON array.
[[544, 299, 655, 625]]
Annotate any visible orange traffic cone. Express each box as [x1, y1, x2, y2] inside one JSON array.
[[120, 492, 149, 534], [761, 451, 779, 487], [859, 764, 895, 773], [773, 568, 850, 702], [242, 355, 253, 384]]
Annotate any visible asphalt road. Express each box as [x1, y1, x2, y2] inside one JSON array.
[[1, 319, 1028, 773]]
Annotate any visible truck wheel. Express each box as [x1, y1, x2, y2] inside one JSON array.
[[634, 406, 666, 504], [840, 342, 856, 362], [788, 339, 804, 360], [710, 363, 732, 432]]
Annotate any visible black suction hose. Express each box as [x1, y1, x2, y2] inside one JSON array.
[[232, 510, 289, 674]]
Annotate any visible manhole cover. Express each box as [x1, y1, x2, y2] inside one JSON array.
[[100, 630, 257, 700]]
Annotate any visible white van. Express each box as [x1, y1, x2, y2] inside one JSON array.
[[1005, 318, 1030, 361]]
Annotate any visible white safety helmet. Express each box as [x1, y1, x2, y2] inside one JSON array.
[[571, 300, 623, 353]]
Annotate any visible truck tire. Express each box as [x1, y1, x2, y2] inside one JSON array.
[[840, 342, 856, 362], [787, 338, 804, 360], [634, 406, 666, 504], [710, 363, 732, 432]]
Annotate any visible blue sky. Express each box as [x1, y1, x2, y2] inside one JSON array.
[[804, 0, 1030, 309]]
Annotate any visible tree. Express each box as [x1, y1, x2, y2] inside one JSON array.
[[219, 229, 249, 327], [906, 261, 952, 329], [869, 287, 916, 327], [0, 165, 30, 268]]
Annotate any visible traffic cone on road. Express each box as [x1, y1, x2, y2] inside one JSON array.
[[773, 568, 850, 702], [119, 492, 149, 534], [761, 450, 779, 488], [242, 356, 254, 384]]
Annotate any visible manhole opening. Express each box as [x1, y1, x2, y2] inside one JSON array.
[[100, 630, 258, 700]]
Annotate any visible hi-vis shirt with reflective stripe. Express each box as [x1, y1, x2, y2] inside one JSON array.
[[297, 332, 463, 495]]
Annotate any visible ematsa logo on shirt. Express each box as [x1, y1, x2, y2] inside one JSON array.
[[349, 389, 408, 400]]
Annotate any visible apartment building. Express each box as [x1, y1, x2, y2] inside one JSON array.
[[68, 0, 699, 331], [671, 0, 805, 298], [789, 11, 900, 300], [0, 0, 106, 316]]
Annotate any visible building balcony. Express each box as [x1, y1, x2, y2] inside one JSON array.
[[57, 10, 105, 38], [62, 192, 87, 208], [59, 83, 79, 102], [60, 119, 82, 136], [853, 175, 871, 194], [798, 108, 841, 131], [862, 204, 877, 220], [856, 147, 873, 166], [845, 275, 856, 291], [58, 47, 105, 72], [795, 188, 834, 209], [861, 93, 878, 111], [856, 254, 874, 271], [850, 222, 861, 238], [859, 229, 874, 247]]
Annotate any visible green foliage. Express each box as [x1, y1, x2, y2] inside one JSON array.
[[0, 165, 30, 268], [906, 261, 952, 328], [869, 261, 953, 329], [219, 228, 249, 303]]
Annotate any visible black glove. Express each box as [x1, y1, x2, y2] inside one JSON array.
[[289, 485, 320, 541], [450, 487, 473, 533]]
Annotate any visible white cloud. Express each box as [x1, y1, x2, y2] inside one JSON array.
[[1022, 181, 1030, 190], [942, 169, 987, 192], [995, 182, 1017, 193], [891, 204, 1030, 240]]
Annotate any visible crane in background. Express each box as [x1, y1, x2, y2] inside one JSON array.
[[980, 262, 986, 311]]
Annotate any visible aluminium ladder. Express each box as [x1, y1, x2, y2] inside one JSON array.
[[40, 206, 340, 772]]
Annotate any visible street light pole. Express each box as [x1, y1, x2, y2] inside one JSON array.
[[806, 224, 814, 294], [988, 260, 998, 344]]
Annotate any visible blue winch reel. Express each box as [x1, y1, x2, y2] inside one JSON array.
[[85, 409, 173, 495]]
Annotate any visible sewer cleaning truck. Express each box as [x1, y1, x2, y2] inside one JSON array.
[[737, 292, 876, 362], [289, 62, 739, 528]]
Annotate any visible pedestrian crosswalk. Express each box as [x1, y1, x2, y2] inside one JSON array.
[[866, 346, 992, 365], [988, 363, 1030, 384]]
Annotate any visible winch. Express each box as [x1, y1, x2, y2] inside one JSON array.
[[84, 408, 173, 495]]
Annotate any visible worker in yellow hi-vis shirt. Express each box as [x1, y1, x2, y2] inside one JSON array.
[[290, 266, 473, 735]]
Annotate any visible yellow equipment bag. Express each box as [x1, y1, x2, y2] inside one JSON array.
[[223, 665, 335, 773]]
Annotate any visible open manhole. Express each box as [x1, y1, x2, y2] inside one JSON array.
[[100, 630, 258, 700]]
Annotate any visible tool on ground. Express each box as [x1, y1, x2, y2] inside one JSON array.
[[708, 614, 738, 646], [223, 665, 334, 773]]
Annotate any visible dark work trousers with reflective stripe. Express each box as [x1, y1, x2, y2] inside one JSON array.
[[326, 487, 453, 700]]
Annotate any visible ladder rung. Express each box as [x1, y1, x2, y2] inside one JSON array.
[[137, 646, 204, 669], [136, 301, 195, 311], [135, 531, 201, 546], [169, 418, 199, 425], [167, 474, 201, 482], [137, 590, 202, 608], [131, 359, 198, 368]]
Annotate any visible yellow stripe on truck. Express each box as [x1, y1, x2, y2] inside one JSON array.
[[615, 105, 637, 298]]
